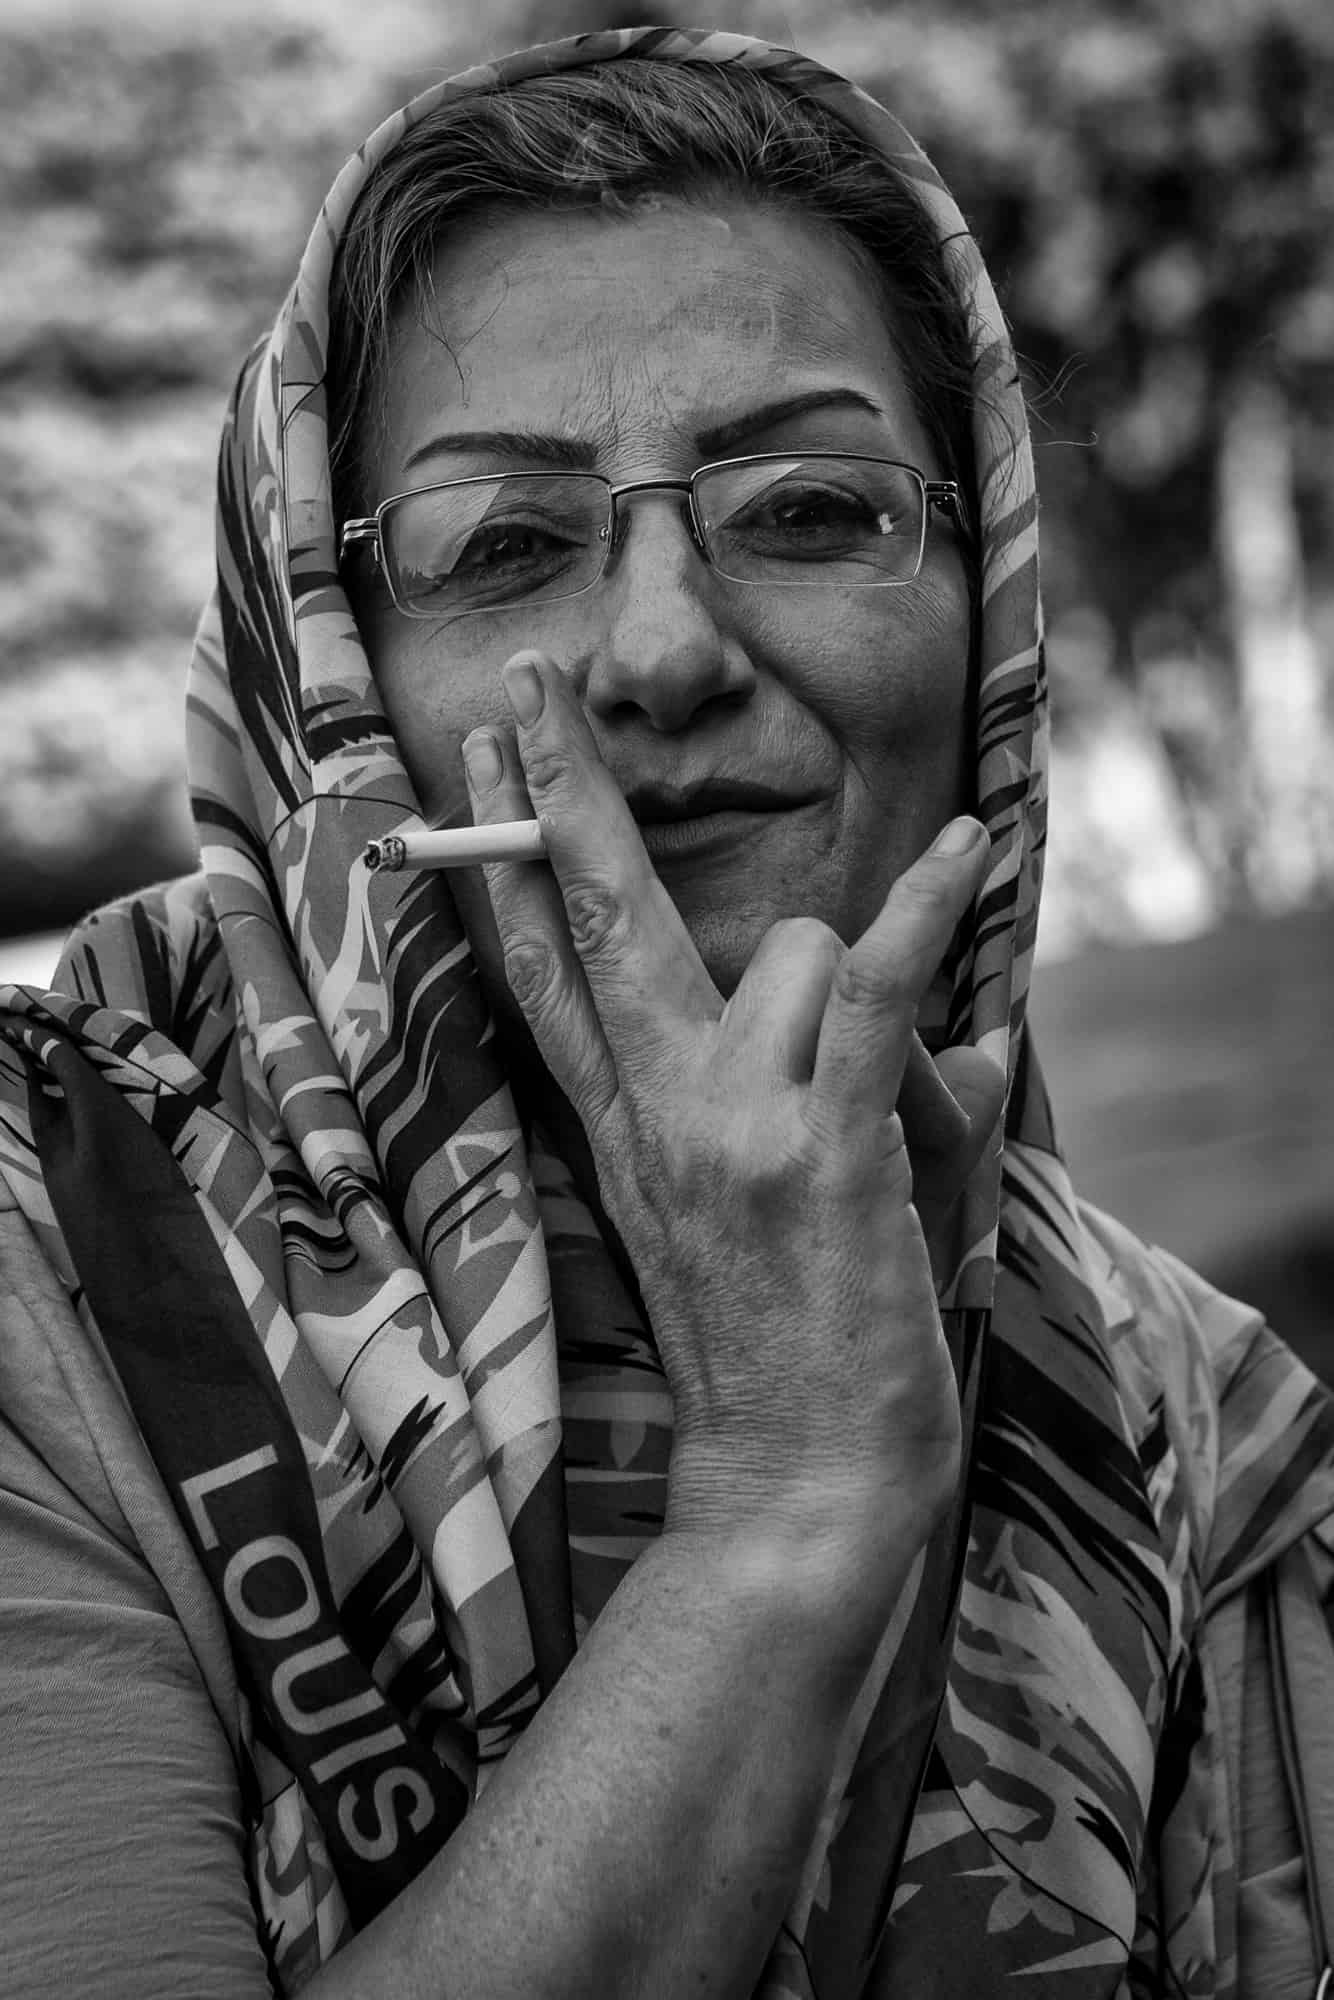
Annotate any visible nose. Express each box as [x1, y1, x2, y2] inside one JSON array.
[[581, 489, 755, 733]]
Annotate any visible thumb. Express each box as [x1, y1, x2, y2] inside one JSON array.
[[932, 1045, 1007, 1165], [905, 1042, 1006, 1214]]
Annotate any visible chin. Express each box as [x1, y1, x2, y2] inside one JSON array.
[[664, 903, 746, 998], [681, 899, 826, 1001]]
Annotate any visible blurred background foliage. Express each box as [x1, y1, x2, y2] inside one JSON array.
[[2, 0, 1332, 954], [2, 0, 1332, 1359]]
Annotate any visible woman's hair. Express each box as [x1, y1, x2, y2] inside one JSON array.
[[327, 57, 979, 569]]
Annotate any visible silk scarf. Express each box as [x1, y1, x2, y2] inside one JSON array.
[[1, 26, 1303, 1998]]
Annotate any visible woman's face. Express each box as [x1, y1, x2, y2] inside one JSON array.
[[358, 197, 972, 1011]]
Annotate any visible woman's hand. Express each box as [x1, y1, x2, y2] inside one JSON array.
[[463, 649, 1003, 1586]]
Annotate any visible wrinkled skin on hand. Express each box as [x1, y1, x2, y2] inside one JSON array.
[[460, 651, 1004, 1556]]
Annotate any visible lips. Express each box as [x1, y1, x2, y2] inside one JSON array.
[[623, 778, 812, 823]]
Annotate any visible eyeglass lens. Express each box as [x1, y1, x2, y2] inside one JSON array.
[[381, 458, 927, 618]]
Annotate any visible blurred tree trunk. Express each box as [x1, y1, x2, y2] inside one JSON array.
[[1217, 373, 1334, 909]]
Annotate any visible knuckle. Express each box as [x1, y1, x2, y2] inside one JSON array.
[[819, 1104, 911, 1187], [519, 740, 573, 796], [625, 1096, 744, 1213], [769, 914, 839, 952], [832, 948, 908, 1013], [502, 934, 559, 1014], [631, 1102, 712, 1200], [761, 915, 845, 981], [564, 877, 629, 959], [728, 1119, 799, 1199], [892, 869, 955, 934]]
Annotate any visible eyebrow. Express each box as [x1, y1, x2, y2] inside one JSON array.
[[400, 388, 890, 475]]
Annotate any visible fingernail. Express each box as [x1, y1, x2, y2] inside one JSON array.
[[932, 816, 985, 857], [462, 729, 502, 793], [502, 655, 545, 726]]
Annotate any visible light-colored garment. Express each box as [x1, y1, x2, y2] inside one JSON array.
[[2, 25, 1332, 1998]]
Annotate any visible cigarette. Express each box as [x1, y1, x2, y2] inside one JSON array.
[[363, 822, 548, 871]]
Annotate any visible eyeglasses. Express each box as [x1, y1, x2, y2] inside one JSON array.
[[339, 453, 966, 622]]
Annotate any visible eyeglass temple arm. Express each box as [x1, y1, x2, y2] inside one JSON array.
[[340, 519, 379, 560], [925, 479, 972, 543]]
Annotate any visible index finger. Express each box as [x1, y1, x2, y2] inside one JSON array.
[[497, 649, 722, 1068]]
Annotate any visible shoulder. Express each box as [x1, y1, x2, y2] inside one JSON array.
[[54, 871, 230, 1024], [1075, 1199, 1334, 1603], [2, 872, 239, 1168], [0, 1184, 268, 1997], [0, 867, 243, 1350]]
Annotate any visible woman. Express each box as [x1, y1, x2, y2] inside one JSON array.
[[2, 25, 1332, 1999]]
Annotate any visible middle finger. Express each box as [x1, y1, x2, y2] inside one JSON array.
[[480, 649, 722, 1081]]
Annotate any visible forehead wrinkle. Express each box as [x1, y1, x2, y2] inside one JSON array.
[[383, 214, 907, 478], [528, 338, 697, 466], [423, 216, 885, 389], [767, 280, 887, 370], [647, 238, 874, 333]]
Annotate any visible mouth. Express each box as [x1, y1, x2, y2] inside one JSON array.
[[625, 783, 821, 862], [624, 779, 814, 824]]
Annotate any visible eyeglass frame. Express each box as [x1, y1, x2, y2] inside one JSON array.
[[339, 451, 970, 620]]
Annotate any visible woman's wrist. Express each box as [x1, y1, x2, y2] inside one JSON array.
[[662, 1445, 949, 1660]]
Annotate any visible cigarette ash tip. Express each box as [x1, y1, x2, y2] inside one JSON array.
[[363, 836, 405, 872]]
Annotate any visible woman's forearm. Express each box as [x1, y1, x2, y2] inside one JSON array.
[[307, 1522, 917, 2000]]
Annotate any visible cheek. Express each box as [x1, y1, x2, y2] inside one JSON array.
[[759, 579, 970, 778], [364, 618, 497, 822], [358, 609, 523, 1019]]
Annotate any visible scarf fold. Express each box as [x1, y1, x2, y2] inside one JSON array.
[[0, 25, 1267, 1998]]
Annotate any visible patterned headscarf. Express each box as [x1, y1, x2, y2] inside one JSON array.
[[10, 26, 1324, 1999]]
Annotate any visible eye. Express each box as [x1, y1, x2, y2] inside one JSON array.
[[760, 485, 892, 542], [384, 476, 611, 615], [723, 478, 912, 559], [395, 510, 589, 611], [452, 519, 579, 576]]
